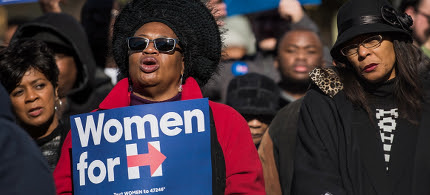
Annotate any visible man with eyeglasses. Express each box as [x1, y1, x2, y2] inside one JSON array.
[[399, 0, 430, 57]]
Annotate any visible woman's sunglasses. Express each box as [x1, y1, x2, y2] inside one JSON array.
[[127, 37, 180, 53]]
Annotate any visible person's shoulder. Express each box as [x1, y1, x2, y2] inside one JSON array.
[[309, 67, 343, 99], [208, 101, 251, 150], [0, 118, 56, 194], [280, 97, 304, 113], [0, 119, 30, 149], [209, 100, 242, 117], [302, 87, 343, 113], [271, 98, 304, 127], [269, 98, 304, 138], [208, 101, 248, 131]]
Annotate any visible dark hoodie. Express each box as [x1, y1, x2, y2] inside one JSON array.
[[0, 84, 56, 195], [11, 13, 113, 129]]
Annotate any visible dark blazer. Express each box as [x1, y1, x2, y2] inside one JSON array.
[[258, 98, 303, 195], [292, 69, 430, 195]]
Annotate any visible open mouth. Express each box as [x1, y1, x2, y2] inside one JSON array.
[[140, 57, 160, 73]]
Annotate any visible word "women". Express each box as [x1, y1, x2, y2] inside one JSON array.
[[74, 109, 206, 148]]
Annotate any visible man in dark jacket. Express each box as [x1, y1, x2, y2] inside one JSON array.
[[258, 98, 303, 195], [274, 28, 325, 107], [257, 27, 325, 195], [0, 83, 56, 195], [11, 13, 114, 131]]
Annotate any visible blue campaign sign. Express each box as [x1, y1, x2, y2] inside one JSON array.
[[71, 98, 212, 195], [225, 0, 322, 16], [0, 0, 37, 5], [231, 61, 249, 76]]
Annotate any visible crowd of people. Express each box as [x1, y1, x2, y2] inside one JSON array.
[[1, 0, 430, 194]]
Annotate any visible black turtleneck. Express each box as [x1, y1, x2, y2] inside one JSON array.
[[365, 79, 398, 172]]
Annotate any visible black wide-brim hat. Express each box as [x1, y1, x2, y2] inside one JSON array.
[[331, 0, 413, 61]]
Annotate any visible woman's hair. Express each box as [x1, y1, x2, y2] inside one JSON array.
[[334, 33, 430, 123], [112, 0, 222, 87], [0, 39, 59, 94]]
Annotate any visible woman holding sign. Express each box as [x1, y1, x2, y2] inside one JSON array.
[[54, 0, 265, 194]]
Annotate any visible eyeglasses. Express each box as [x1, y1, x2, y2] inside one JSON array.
[[127, 37, 180, 53], [340, 35, 383, 56]]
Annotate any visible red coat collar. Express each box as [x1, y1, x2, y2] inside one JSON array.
[[99, 77, 203, 110]]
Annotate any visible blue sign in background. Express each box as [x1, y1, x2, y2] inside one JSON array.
[[225, 0, 322, 16], [0, 0, 37, 5], [71, 99, 212, 195], [231, 61, 249, 76]]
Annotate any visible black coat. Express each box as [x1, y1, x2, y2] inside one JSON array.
[[0, 84, 56, 195], [269, 98, 303, 195], [293, 68, 430, 195]]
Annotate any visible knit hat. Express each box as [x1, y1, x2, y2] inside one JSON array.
[[331, 0, 413, 62], [226, 73, 280, 117], [112, 0, 222, 87], [223, 15, 256, 56]]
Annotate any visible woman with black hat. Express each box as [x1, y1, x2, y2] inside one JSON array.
[[53, 0, 265, 194], [293, 0, 430, 194]]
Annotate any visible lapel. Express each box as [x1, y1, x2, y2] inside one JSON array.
[[352, 106, 391, 195]]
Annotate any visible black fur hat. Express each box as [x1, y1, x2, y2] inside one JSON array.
[[112, 0, 222, 87], [226, 73, 280, 117]]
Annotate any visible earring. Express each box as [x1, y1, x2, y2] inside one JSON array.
[[178, 74, 183, 92], [55, 98, 62, 111]]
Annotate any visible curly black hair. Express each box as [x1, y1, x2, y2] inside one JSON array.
[[0, 39, 59, 94], [112, 0, 222, 87]]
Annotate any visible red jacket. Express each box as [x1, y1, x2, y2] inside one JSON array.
[[53, 77, 265, 194]]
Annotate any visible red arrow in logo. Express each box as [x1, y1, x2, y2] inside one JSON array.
[[127, 143, 167, 176]]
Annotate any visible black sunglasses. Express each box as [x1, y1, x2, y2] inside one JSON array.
[[127, 37, 180, 52]]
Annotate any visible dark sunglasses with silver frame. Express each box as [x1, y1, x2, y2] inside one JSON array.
[[127, 37, 181, 53], [340, 35, 383, 56]]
